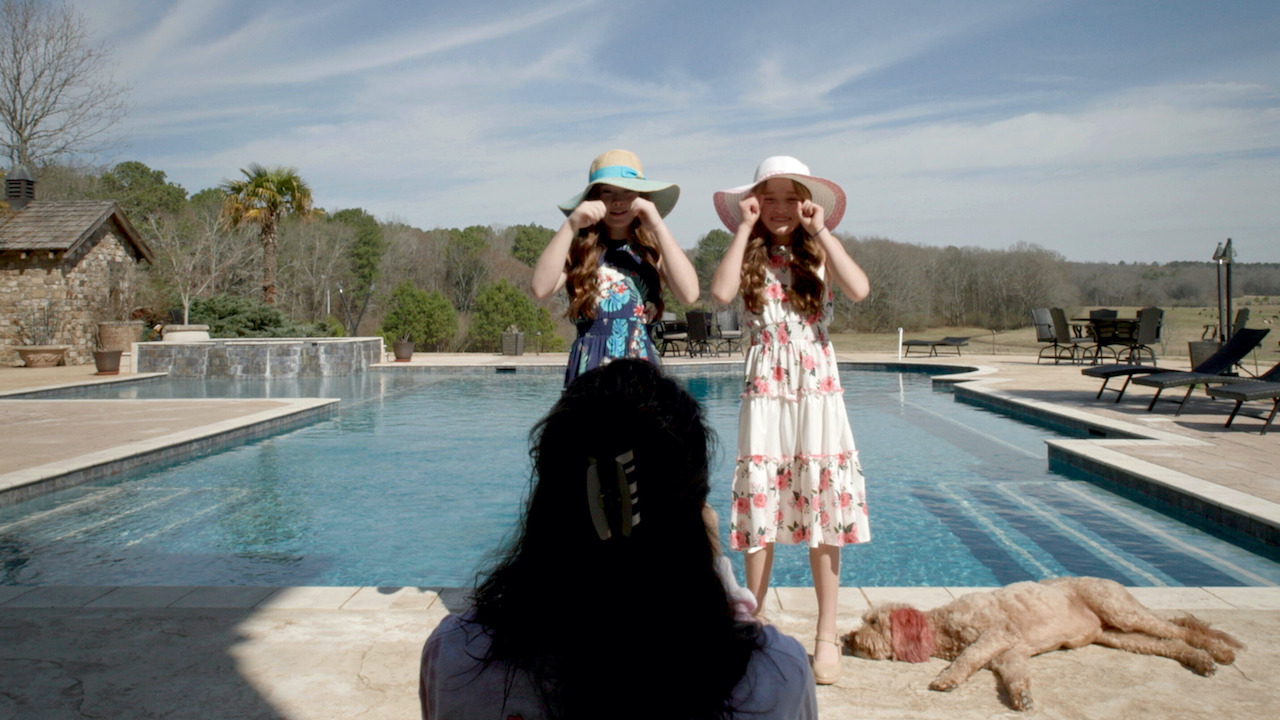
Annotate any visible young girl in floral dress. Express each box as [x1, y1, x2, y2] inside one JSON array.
[[710, 156, 871, 685], [532, 150, 699, 386]]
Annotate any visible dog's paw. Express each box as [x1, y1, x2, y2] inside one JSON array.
[[1185, 650, 1217, 676], [929, 678, 958, 693], [1003, 679, 1034, 711], [1207, 645, 1236, 665]]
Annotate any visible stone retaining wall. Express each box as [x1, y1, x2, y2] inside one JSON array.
[[135, 338, 384, 378]]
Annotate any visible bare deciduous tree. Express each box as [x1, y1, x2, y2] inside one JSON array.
[[277, 217, 352, 324], [149, 190, 257, 325], [0, 0, 129, 167]]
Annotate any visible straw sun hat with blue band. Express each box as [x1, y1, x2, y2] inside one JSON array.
[[558, 149, 680, 219]]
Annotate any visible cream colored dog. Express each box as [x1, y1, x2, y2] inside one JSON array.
[[842, 577, 1242, 711]]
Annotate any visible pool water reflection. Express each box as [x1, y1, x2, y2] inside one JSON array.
[[1, 370, 1278, 588]]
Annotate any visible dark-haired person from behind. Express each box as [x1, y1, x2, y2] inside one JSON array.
[[420, 360, 816, 719]]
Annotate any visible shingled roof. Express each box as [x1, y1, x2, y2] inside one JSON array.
[[0, 200, 153, 262]]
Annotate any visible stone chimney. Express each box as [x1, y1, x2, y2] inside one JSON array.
[[5, 165, 35, 210]]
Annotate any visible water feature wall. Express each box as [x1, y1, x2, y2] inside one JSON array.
[[135, 338, 384, 378]]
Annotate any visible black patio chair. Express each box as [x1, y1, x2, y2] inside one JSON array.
[[1045, 308, 1090, 365], [1116, 306, 1163, 365], [713, 310, 744, 356], [685, 311, 716, 357], [655, 312, 687, 357], [1032, 308, 1058, 364], [1202, 307, 1250, 341]]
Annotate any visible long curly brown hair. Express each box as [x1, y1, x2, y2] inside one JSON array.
[[739, 181, 826, 318], [564, 189, 662, 321]]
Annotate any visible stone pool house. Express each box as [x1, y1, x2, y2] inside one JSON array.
[[0, 167, 152, 366]]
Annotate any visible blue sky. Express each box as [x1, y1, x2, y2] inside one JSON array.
[[80, 0, 1279, 262]]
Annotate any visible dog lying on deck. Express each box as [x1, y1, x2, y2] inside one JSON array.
[[842, 577, 1243, 711]]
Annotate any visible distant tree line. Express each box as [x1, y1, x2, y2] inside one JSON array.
[[1070, 260, 1280, 308], [24, 160, 1276, 348], [681, 231, 1277, 333]]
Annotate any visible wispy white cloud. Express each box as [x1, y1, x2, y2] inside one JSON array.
[[741, 57, 870, 112], [78, 0, 1280, 262], [217, 0, 600, 87]]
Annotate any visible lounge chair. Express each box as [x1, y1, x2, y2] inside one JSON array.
[[1206, 380, 1280, 435], [903, 336, 970, 357], [1127, 328, 1271, 411], [1083, 327, 1269, 403]]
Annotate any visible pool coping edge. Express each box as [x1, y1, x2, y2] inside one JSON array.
[[4, 584, 1279, 611], [0, 398, 340, 508], [951, 377, 1280, 546]]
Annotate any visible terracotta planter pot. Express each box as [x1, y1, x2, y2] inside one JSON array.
[[94, 350, 124, 375], [16, 346, 69, 368], [97, 321, 145, 353], [392, 340, 415, 362]]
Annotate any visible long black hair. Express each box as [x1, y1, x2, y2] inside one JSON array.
[[470, 360, 763, 719]]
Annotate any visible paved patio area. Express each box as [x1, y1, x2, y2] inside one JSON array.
[[2, 352, 1278, 719]]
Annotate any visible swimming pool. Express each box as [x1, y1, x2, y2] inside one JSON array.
[[2, 369, 1278, 588]]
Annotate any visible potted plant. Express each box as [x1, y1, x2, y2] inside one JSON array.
[[501, 324, 525, 356], [97, 263, 146, 352], [14, 300, 70, 368], [97, 319, 146, 352], [392, 334, 415, 362], [380, 281, 434, 362], [92, 328, 124, 375]]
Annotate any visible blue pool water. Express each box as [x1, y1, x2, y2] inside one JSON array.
[[2, 369, 1278, 588]]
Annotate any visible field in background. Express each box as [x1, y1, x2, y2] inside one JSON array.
[[830, 299, 1280, 369]]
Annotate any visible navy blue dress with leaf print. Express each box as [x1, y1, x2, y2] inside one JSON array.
[[564, 241, 660, 387]]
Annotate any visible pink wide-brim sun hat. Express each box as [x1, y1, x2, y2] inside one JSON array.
[[713, 156, 846, 232]]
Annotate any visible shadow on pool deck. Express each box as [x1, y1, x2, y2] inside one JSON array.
[[2, 354, 1279, 719]]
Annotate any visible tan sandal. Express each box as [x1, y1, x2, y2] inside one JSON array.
[[812, 635, 842, 685]]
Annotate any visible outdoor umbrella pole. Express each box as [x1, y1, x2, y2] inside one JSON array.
[[1213, 242, 1223, 340], [1223, 239, 1234, 342]]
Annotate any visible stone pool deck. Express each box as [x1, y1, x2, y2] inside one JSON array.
[[2, 353, 1279, 719]]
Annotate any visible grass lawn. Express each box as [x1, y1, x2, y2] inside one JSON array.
[[829, 299, 1280, 370]]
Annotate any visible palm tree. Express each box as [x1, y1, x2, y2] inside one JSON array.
[[220, 163, 314, 305]]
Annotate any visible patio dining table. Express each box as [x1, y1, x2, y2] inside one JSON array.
[[1072, 316, 1139, 363], [1072, 316, 1139, 341]]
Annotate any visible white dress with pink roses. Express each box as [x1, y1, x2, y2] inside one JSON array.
[[728, 249, 870, 551]]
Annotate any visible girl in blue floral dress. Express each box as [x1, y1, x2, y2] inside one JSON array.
[[532, 150, 699, 386]]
